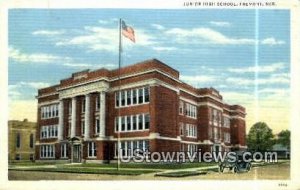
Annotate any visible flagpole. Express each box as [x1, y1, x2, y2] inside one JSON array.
[[117, 18, 122, 171]]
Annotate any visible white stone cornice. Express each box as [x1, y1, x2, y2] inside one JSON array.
[[58, 80, 109, 99]]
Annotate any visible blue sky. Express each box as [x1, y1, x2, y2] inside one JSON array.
[[8, 9, 290, 133]]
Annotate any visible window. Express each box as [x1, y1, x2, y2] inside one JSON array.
[[121, 117, 126, 131], [40, 145, 55, 158], [88, 142, 97, 157], [68, 121, 71, 137], [132, 89, 137, 104], [16, 133, 21, 148], [116, 92, 120, 107], [144, 87, 149, 102], [61, 143, 68, 158], [81, 120, 85, 135], [127, 90, 131, 105], [40, 125, 58, 139], [224, 116, 230, 128], [115, 87, 150, 107], [214, 127, 218, 139], [29, 134, 34, 148], [41, 104, 59, 119], [82, 99, 86, 113], [115, 140, 149, 158], [95, 118, 100, 134], [144, 114, 150, 129], [132, 115, 137, 130], [213, 109, 218, 126], [138, 114, 143, 130], [15, 154, 21, 160], [126, 116, 131, 131], [121, 91, 126, 106], [186, 124, 197, 138], [138, 88, 143, 104], [96, 95, 100, 111], [185, 103, 197, 119], [179, 101, 184, 115], [188, 144, 197, 154], [115, 113, 150, 132], [115, 117, 119, 132], [68, 102, 72, 115], [179, 122, 184, 136]]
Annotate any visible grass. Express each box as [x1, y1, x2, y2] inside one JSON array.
[[65, 162, 218, 170], [9, 161, 56, 166], [9, 167, 159, 175], [155, 171, 207, 177]]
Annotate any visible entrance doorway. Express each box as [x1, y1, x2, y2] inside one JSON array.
[[73, 144, 81, 163]]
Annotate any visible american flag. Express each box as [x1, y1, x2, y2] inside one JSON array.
[[121, 20, 135, 43]]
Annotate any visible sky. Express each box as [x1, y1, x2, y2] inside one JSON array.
[[8, 9, 290, 134]]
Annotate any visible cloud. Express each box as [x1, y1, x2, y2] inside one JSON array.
[[56, 26, 157, 52], [9, 47, 72, 63], [225, 74, 290, 86], [9, 82, 51, 100], [32, 30, 65, 36], [165, 27, 256, 45], [261, 37, 285, 45], [228, 62, 286, 73], [151, 24, 165, 30], [209, 21, 231, 27], [152, 47, 177, 51], [180, 75, 215, 86]]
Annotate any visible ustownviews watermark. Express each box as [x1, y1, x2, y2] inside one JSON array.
[[118, 149, 278, 163]]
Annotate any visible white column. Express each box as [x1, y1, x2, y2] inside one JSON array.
[[84, 94, 90, 140], [58, 100, 64, 140], [71, 97, 76, 138], [100, 91, 106, 137]]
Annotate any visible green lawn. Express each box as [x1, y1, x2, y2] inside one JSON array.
[[67, 162, 218, 170], [9, 167, 159, 175]]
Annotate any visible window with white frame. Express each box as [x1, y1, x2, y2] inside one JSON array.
[[115, 114, 150, 132], [115, 140, 149, 157], [185, 103, 197, 119], [40, 125, 58, 139], [81, 99, 86, 113], [186, 124, 197, 138], [213, 109, 218, 126], [81, 120, 85, 135], [179, 122, 184, 136], [88, 142, 97, 157], [179, 100, 184, 115], [40, 144, 55, 158], [95, 118, 100, 134], [115, 87, 150, 108], [41, 104, 59, 119], [61, 143, 68, 158], [95, 95, 100, 111], [224, 132, 231, 143], [214, 127, 218, 139], [68, 102, 72, 115], [187, 144, 197, 154], [223, 116, 230, 128]]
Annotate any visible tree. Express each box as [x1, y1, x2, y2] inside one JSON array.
[[277, 130, 290, 150], [246, 122, 275, 152]]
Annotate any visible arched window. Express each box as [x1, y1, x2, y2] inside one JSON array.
[[30, 134, 34, 148], [16, 133, 21, 148]]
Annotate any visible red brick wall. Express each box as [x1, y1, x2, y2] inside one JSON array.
[[155, 86, 178, 138]]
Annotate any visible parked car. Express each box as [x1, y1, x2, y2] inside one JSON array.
[[218, 151, 251, 173]]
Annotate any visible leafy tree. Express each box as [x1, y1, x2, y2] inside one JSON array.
[[246, 122, 275, 152], [277, 130, 290, 150]]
